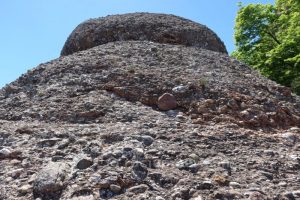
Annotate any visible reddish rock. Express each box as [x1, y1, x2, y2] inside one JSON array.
[[157, 93, 177, 111]]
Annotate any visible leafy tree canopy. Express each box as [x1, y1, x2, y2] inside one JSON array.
[[232, 0, 300, 94]]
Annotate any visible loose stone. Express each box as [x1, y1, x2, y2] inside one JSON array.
[[157, 93, 177, 111]]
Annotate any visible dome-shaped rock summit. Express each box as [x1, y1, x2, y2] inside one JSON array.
[[61, 13, 227, 56]]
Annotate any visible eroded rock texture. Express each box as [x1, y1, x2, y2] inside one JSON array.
[[61, 13, 227, 56], [1, 13, 300, 200]]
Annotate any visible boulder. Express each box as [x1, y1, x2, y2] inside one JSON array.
[[61, 13, 227, 56], [33, 162, 70, 199], [157, 93, 177, 111]]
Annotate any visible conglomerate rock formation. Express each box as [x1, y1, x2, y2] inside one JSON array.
[[1, 13, 300, 200], [61, 13, 227, 56]]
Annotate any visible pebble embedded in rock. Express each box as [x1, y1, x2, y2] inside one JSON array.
[[260, 171, 273, 180], [282, 132, 299, 145], [112, 150, 123, 158], [192, 196, 203, 200], [293, 190, 300, 198], [0, 148, 21, 159], [197, 180, 213, 190], [172, 85, 189, 94], [76, 158, 93, 169], [10, 168, 23, 178], [176, 158, 195, 170], [18, 184, 32, 195], [283, 192, 294, 199], [0, 148, 11, 159], [140, 135, 154, 146], [229, 182, 241, 188], [109, 160, 118, 167], [99, 188, 115, 199], [189, 153, 200, 162], [122, 147, 134, 160], [202, 159, 211, 165], [71, 195, 95, 200], [189, 163, 201, 173], [278, 181, 287, 187], [157, 93, 177, 111], [102, 152, 113, 160], [218, 161, 231, 170], [37, 138, 61, 148], [52, 155, 65, 162], [127, 184, 148, 194], [131, 161, 148, 181], [57, 139, 70, 149], [165, 110, 179, 117], [263, 150, 275, 156], [134, 148, 145, 161], [109, 184, 122, 193]]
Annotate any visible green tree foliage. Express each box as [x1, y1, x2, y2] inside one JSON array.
[[232, 0, 300, 94]]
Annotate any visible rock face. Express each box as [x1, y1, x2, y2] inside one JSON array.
[[61, 13, 227, 56], [1, 13, 300, 200]]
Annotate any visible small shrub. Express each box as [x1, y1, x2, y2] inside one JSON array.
[[291, 77, 300, 95], [198, 77, 208, 88]]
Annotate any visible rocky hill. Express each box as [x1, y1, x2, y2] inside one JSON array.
[[0, 13, 300, 200], [61, 13, 227, 56]]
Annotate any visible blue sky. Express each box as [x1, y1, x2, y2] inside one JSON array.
[[0, 0, 274, 88]]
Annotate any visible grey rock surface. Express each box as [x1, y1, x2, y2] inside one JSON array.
[[0, 13, 300, 200], [61, 13, 227, 56], [1, 41, 299, 128]]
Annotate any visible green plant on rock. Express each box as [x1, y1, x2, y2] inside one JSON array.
[[291, 76, 300, 95], [198, 77, 208, 88]]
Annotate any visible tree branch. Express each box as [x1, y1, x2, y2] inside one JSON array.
[[265, 31, 281, 45]]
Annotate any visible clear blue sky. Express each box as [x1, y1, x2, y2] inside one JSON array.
[[0, 0, 274, 88]]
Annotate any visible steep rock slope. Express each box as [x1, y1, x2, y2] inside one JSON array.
[[1, 41, 299, 128], [1, 14, 300, 200], [61, 13, 227, 56]]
